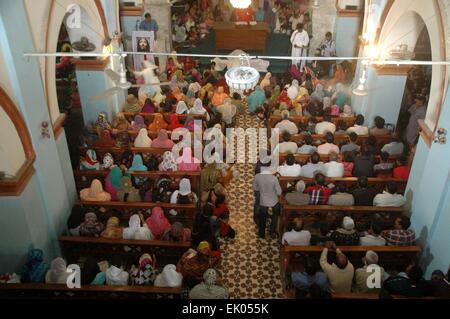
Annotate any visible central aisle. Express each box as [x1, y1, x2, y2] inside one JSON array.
[[218, 110, 284, 299]]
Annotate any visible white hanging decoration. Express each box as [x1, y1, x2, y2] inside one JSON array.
[[225, 54, 260, 94]]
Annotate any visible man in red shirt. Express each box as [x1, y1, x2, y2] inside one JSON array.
[[234, 7, 255, 22], [393, 155, 410, 179], [305, 173, 332, 205]]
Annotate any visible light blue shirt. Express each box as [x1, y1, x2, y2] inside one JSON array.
[[139, 19, 159, 32], [291, 271, 329, 291]]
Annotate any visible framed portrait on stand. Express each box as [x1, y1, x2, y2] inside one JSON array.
[[132, 30, 156, 71]]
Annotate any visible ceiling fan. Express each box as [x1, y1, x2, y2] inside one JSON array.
[[89, 55, 171, 102]]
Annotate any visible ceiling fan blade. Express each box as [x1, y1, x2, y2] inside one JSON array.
[[89, 87, 122, 102], [105, 68, 121, 83]]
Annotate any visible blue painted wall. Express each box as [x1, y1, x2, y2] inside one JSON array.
[[76, 69, 113, 124], [120, 16, 142, 38], [335, 16, 360, 57], [406, 86, 450, 277], [0, 0, 76, 272]]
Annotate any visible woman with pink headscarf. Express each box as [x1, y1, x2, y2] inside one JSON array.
[[145, 207, 171, 240], [151, 129, 175, 149], [176, 147, 201, 171]]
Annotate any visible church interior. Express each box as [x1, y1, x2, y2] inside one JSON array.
[[0, 0, 450, 300]]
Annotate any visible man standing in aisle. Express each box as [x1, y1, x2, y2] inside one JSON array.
[[290, 23, 309, 71]]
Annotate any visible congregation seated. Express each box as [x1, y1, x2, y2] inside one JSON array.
[[393, 155, 410, 179], [374, 151, 394, 177], [319, 242, 354, 293], [346, 114, 369, 136], [282, 217, 311, 246], [330, 216, 359, 245], [301, 152, 325, 178], [275, 110, 299, 135], [351, 176, 378, 206], [381, 138, 405, 156], [304, 173, 332, 205], [324, 152, 344, 177], [353, 250, 385, 293], [383, 264, 432, 297], [360, 222, 387, 246], [278, 131, 298, 154], [189, 268, 229, 299], [317, 132, 339, 155], [353, 146, 375, 177], [373, 182, 406, 207], [315, 114, 336, 135], [370, 116, 391, 136], [328, 183, 354, 206], [381, 216, 415, 246], [285, 180, 310, 206], [340, 132, 360, 154], [297, 134, 317, 154], [277, 153, 302, 177]]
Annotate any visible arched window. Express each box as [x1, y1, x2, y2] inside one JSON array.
[[0, 87, 36, 196]]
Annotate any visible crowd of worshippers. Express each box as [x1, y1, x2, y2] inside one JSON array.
[[286, 243, 450, 299], [1, 245, 229, 299]]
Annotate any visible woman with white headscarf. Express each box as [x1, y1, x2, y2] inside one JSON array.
[[189, 268, 229, 299], [106, 264, 129, 285], [216, 98, 236, 126], [123, 214, 153, 240], [154, 264, 183, 287], [134, 128, 152, 148], [287, 79, 300, 100], [176, 101, 189, 114], [170, 178, 198, 204], [189, 98, 210, 121], [45, 257, 69, 284], [159, 151, 178, 172]]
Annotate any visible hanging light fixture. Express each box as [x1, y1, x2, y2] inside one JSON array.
[[312, 0, 320, 9], [230, 0, 251, 9], [352, 62, 368, 96], [225, 54, 260, 94]]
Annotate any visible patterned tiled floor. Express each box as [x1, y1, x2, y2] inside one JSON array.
[[218, 110, 284, 299]]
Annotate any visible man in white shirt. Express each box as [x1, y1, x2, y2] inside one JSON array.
[[278, 131, 298, 154], [373, 182, 406, 207], [282, 217, 311, 245], [277, 154, 302, 177], [315, 114, 336, 135], [381, 138, 405, 156], [275, 110, 299, 135], [302, 152, 325, 178], [318, 132, 340, 155], [290, 23, 309, 71], [324, 152, 344, 177], [360, 222, 387, 246], [347, 114, 369, 136]]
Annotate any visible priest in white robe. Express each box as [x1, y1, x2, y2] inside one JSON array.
[[290, 24, 309, 71]]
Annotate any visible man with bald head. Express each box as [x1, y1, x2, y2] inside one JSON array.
[[320, 241, 354, 293]]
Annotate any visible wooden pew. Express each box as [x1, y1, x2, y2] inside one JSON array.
[[289, 133, 395, 147], [331, 292, 439, 299], [279, 203, 405, 234], [280, 245, 421, 298], [59, 236, 191, 266], [278, 176, 408, 190], [121, 112, 206, 124], [74, 170, 201, 194], [0, 283, 182, 299], [278, 153, 398, 164], [77, 201, 198, 226], [269, 115, 356, 129]]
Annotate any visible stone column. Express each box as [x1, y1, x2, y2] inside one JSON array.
[[144, 0, 173, 70]]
